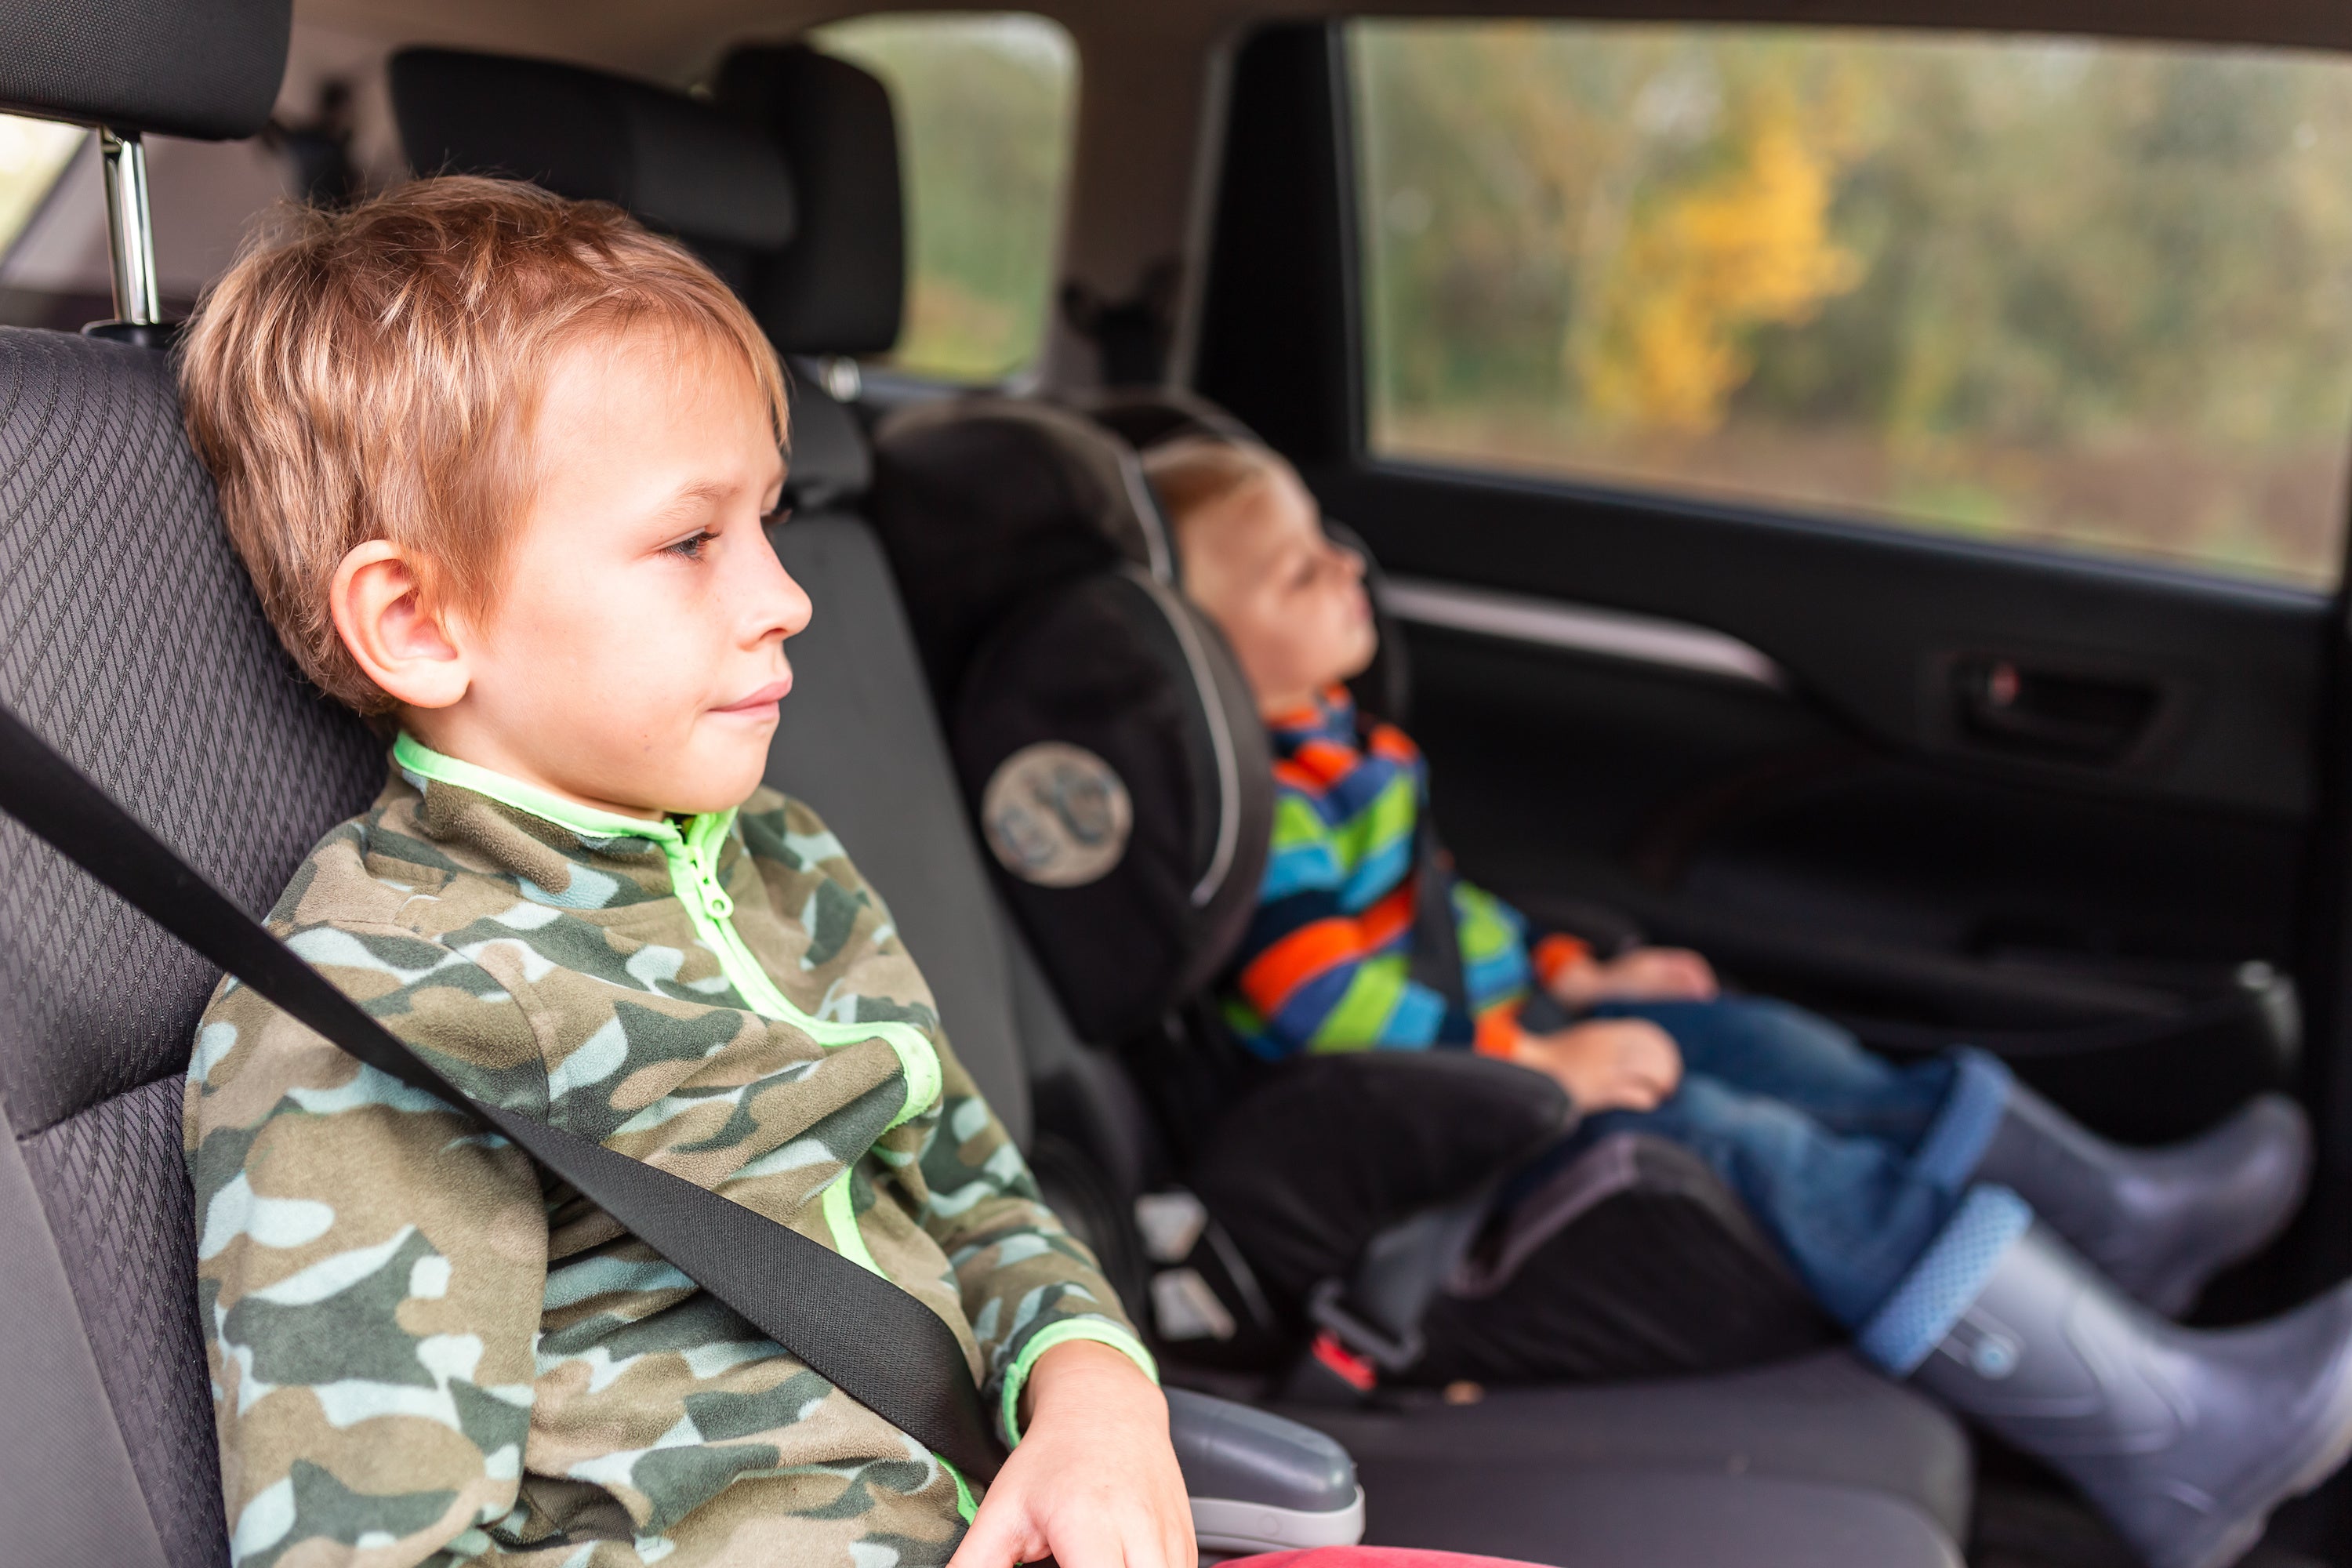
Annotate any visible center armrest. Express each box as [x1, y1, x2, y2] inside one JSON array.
[[1167, 1386, 1366, 1554]]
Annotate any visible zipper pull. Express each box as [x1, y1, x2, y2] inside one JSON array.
[[683, 822, 735, 920]]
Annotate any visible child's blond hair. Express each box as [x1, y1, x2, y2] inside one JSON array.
[[180, 175, 789, 713], [1141, 436, 1294, 548]]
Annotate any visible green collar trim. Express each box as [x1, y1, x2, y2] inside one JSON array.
[[391, 732, 732, 847]]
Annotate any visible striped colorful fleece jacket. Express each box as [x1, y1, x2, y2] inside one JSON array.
[[1221, 689, 1581, 1058]]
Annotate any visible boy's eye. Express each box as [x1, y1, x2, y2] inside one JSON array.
[[762, 505, 794, 529], [664, 528, 717, 561]]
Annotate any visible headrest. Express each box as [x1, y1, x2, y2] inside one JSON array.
[[869, 398, 1271, 1042], [0, 0, 289, 140], [871, 398, 1172, 703], [716, 45, 905, 358], [390, 49, 795, 262]]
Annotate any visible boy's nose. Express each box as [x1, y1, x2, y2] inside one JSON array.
[[742, 534, 815, 643], [767, 565, 815, 641]]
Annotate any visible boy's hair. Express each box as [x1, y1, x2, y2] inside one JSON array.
[[1142, 436, 1294, 544], [180, 176, 789, 714]]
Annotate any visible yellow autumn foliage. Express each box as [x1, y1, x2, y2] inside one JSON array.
[[1576, 93, 1862, 430]]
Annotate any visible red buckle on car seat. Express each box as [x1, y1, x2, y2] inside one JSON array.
[[1311, 1329, 1379, 1392]]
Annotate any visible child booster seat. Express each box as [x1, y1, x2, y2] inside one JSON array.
[[872, 398, 1272, 1048], [866, 396, 1834, 1394]]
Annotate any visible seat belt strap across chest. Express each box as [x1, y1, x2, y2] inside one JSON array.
[[0, 701, 1004, 1483]]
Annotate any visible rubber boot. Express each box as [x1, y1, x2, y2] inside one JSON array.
[[1913, 1221, 2352, 1568], [1972, 1085, 2310, 1316]]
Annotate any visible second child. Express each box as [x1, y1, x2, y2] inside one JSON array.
[[1147, 434, 2352, 1568]]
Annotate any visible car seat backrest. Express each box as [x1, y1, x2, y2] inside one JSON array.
[[390, 47, 796, 294], [1, 329, 382, 1568], [0, 7, 372, 1564]]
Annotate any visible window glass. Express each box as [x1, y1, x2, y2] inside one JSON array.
[[1352, 23, 2352, 588], [0, 115, 87, 262], [815, 13, 1076, 383]]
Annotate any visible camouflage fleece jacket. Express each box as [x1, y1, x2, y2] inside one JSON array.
[[186, 734, 1153, 1568]]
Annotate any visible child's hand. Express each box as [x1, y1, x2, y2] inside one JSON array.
[[1515, 1018, 1684, 1112], [949, 1339, 1193, 1568], [1549, 945, 1719, 1008]]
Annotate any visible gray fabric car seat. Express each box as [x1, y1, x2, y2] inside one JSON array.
[[0, 310, 384, 1568]]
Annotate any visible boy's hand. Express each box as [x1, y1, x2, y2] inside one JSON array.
[[949, 1339, 1193, 1568], [1515, 1018, 1683, 1112], [1548, 946, 1719, 1009]]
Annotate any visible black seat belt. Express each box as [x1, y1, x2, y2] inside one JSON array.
[[0, 701, 1004, 1483], [1406, 813, 1470, 1020]]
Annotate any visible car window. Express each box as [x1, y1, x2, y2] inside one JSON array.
[[814, 12, 1077, 383], [1351, 22, 2352, 590], [0, 114, 87, 262]]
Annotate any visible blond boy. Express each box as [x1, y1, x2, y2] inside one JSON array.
[[180, 178, 1185, 1568]]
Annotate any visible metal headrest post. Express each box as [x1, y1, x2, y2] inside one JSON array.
[[85, 126, 166, 347], [98, 129, 159, 323]]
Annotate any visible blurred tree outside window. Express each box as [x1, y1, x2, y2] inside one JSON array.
[[815, 13, 1076, 383], [1352, 22, 2352, 589], [0, 115, 86, 263]]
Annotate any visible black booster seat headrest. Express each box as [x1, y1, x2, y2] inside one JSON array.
[[870, 400, 1272, 1042]]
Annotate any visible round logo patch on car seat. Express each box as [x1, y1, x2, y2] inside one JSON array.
[[981, 742, 1134, 888]]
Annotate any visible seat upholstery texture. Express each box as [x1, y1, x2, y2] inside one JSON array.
[[0, 328, 384, 1565], [0, 0, 289, 142]]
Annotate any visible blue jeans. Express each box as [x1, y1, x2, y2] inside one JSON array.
[[1532, 996, 2014, 1336]]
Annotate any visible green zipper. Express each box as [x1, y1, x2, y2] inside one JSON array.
[[656, 808, 942, 1131], [392, 735, 943, 1276]]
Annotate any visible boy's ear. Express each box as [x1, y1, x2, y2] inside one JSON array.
[[329, 541, 471, 711]]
